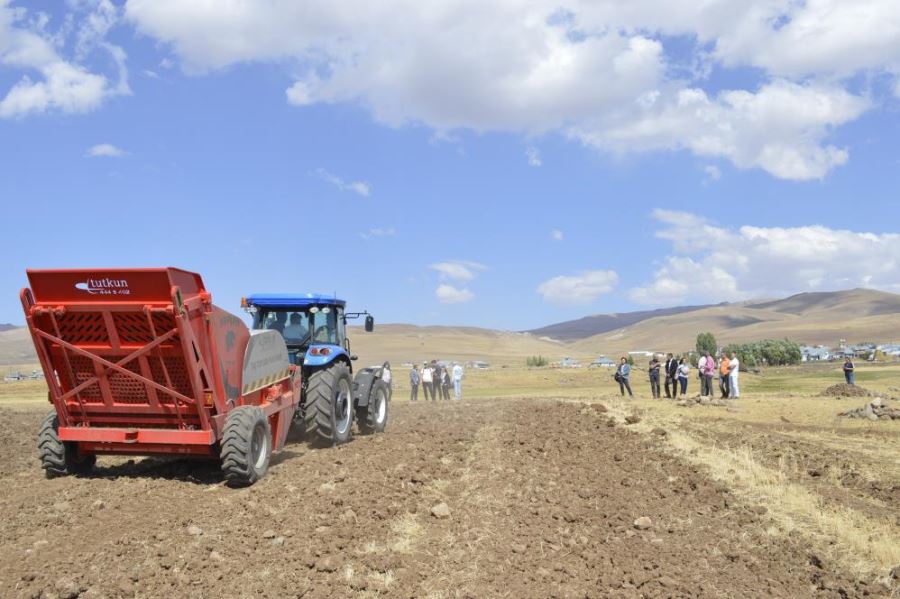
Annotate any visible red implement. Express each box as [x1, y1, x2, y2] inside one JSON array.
[[22, 268, 299, 484]]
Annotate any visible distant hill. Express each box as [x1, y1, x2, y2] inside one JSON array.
[[569, 288, 900, 356], [0, 324, 17, 333], [526, 304, 716, 341]]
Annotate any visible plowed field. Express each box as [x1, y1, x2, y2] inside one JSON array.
[[0, 399, 892, 598]]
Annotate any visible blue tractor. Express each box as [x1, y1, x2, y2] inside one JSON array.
[[242, 294, 389, 445]]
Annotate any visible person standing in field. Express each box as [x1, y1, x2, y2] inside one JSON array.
[[697, 353, 708, 395], [452, 362, 464, 400], [677, 357, 690, 396], [701, 351, 716, 396], [843, 356, 855, 385], [381, 361, 392, 400], [728, 351, 741, 398], [664, 353, 677, 399], [648, 355, 661, 399], [430, 360, 441, 401], [441, 366, 451, 400], [421, 362, 433, 401], [615, 357, 633, 397], [718, 352, 730, 398], [409, 364, 420, 401]]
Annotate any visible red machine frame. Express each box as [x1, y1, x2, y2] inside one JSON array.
[[21, 268, 299, 458]]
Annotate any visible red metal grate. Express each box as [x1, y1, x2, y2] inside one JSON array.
[[56, 312, 109, 345], [112, 312, 178, 345], [149, 356, 194, 404], [107, 360, 149, 404], [64, 355, 103, 403]]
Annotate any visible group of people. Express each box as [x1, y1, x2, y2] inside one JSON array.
[[409, 360, 464, 401], [614, 351, 742, 399]]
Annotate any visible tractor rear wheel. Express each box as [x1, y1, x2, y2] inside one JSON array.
[[38, 411, 95, 478], [305, 363, 353, 446], [357, 380, 389, 434], [220, 406, 272, 487]]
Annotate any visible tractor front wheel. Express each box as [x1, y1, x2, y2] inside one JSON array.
[[357, 380, 389, 434], [305, 363, 353, 446], [38, 412, 95, 478], [220, 406, 272, 487]]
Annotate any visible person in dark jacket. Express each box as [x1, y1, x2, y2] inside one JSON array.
[[843, 356, 855, 385], [615, 357, 633, 397], [648, 355, 661, 399], [664, 353, 677, 399], [409, 364, 420, 401]]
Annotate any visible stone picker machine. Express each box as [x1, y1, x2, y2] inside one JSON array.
[[21, 268, 301, 486]]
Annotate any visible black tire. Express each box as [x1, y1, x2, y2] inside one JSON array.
[[305, 363, 353, 446], [38, 411, 95, 478], [220, 406, 272, 487], [357, 380, 389, 434]]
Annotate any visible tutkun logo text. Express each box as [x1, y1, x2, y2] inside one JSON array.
[[74, 277, 131, 295]]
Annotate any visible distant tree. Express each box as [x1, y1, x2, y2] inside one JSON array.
[[626, 355, 635, 366], [526, 355, 549, 367], [696, 332, 717, 356]]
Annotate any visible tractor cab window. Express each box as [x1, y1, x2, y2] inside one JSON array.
[[255, 310, 310, 344], [309, 307, 338, 345]]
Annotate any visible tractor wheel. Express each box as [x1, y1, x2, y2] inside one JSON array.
[[305, 363, 353, 446], [357, 380, 389, 434], [220, 406, 272, 487], [37, 411, 95, 478]]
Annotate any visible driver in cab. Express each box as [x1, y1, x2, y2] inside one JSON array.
[[282, 313, 308, 341]]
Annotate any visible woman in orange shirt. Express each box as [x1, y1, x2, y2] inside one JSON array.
[[718, 353, 730, 398]]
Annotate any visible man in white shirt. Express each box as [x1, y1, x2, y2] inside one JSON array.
[[452, 363, 464, 400], [728, 351, 740, 398], [697, 354, 708, 396], [282, 313, 308, 341], [421, 362, 434, 401]]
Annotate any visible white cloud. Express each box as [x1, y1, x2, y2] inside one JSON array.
[[571, 81, 868, 181], [86, 143, 125, 157], [537, 269, 619, 305], [702, 165, 721, 183], [526, 145, 542, 167], [435, 284, 474, 304], [630, 210, 900, 305], [123, 0, 899, 179], [0, 1, 128, 119], [316, 168, 371, 197], [429, 260, 487, 282], [360, 227, 395, 240], [551, 229, 564, 241]]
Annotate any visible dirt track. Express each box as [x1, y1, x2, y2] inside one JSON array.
[[0, 399, 887, 598]]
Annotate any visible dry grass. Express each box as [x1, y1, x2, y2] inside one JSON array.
[[596, 396, 900, 580]]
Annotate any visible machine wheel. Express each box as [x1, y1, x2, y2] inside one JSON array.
[[305, 363, 353, 446], [220, 406, 272, 487], [357, 380, 389, 434], [37, 411, 95, 478]]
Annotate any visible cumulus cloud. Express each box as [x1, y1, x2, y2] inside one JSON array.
[[122, 0, 898, 180], [316, 168, 371, 197], [630, 210, 900, 305], [0, 1, 128, 119], [429, 260, 487, 282], [526, 146, 542, 167], [571, 81, 868, 181], [86, 143, 125, 157], [435, 284, 474, 304], [551, 229, 564, 241], [537, 270, 619, 305]]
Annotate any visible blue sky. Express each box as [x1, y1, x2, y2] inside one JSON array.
[[2, 1, 899, 330]]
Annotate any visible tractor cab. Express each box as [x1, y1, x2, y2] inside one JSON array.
[[242, 294, 373, 368]]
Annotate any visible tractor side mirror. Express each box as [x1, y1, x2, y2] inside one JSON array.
[[365, 315, 375, 332], [350, 354, 358, 361]]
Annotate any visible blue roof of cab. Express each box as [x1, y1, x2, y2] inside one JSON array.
[[246, 294, 346, 308]]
